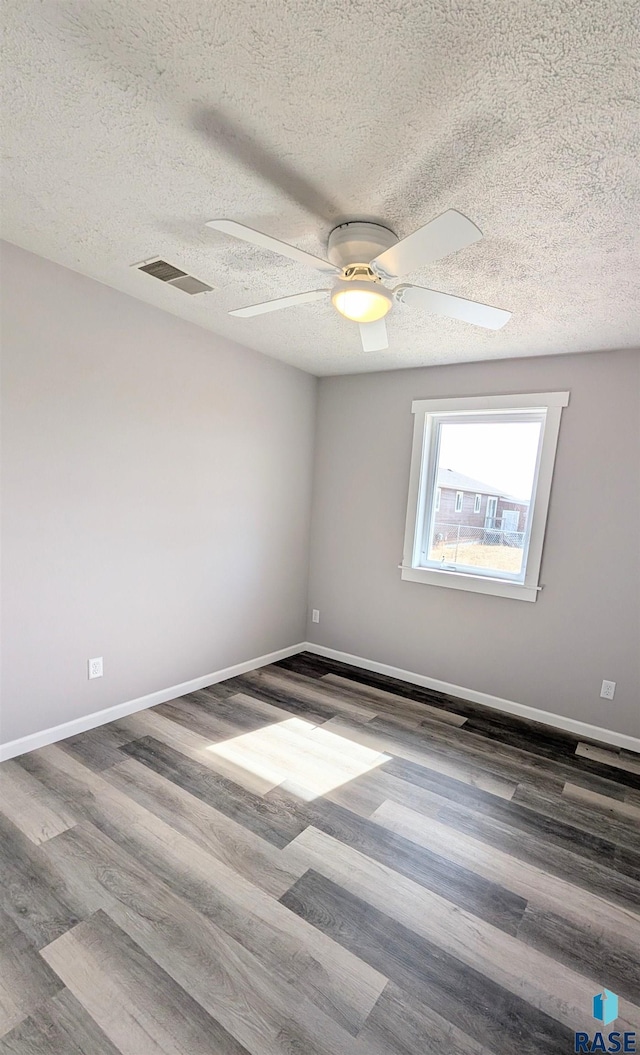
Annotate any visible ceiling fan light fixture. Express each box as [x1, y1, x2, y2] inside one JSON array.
[[331, 280, 393, 323]]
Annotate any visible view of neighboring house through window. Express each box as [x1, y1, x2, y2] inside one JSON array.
[[420, 415, 540, 577], [402, 392, 569, 600]]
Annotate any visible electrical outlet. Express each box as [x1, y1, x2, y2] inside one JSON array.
[[88, 657, 103, 680], [312, 609, 320, 624], [600, 679, 616, 700]]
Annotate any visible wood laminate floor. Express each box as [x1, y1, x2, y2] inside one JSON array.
[[1, 651, 639, 1054]]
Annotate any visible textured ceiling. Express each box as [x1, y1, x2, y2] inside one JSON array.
[[2, 0, 639, 375]]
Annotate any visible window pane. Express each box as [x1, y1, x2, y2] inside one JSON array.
[[428, 419, 542, 578]]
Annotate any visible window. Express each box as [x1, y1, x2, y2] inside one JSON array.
[[402, 391, 569, 601], [485, 496, 498, 525]]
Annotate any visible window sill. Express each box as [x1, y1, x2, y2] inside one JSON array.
[[400, 565, 540, 602]]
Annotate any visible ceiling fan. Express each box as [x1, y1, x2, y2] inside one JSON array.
[[205, 210, 511, 352]]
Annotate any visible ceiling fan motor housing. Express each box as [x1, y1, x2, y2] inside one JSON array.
[[327, 222, 398, 270]]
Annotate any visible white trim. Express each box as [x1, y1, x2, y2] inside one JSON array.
[[411, 391, 570, 414], [521, 403, 562, 591], [3, 638, 637, 761], [302, 643, 640, 754], [474, 493, 482, 513], [400, 566, 540, 601], [0, 643, 306, 762], [402, 411, 431, 575], [402, 392, 569, 601], [454, 490, 464, 513]]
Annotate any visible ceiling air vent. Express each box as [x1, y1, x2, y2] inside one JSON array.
[[134, 258, 214, 295]]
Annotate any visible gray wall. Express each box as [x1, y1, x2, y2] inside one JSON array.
[[1, 242, 316, 744], [3, 239, 638, 746], [307, 349, 640, 738]]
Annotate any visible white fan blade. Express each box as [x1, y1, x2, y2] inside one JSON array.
[[206, 219, 340, 275], [229, 289, 329, 318], [396, 284, 511, 329], [359, 318, 389, 352], [371, 210, 482, 279]]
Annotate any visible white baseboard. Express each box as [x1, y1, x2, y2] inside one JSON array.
[[302, 643, 640, 754], [0, 643, 306, 762], [3, 639, 638, 762]]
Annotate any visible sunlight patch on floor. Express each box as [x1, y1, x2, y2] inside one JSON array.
[[206, 717, 390, 800]]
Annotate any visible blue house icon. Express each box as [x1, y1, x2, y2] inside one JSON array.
[[593, 989, 618, 1026]]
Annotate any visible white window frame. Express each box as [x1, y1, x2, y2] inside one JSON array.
[[401, 391, 569, 602], [474, 493, 482, 514], [435, 487, 441, 512], [454, 491, 464, 513]]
